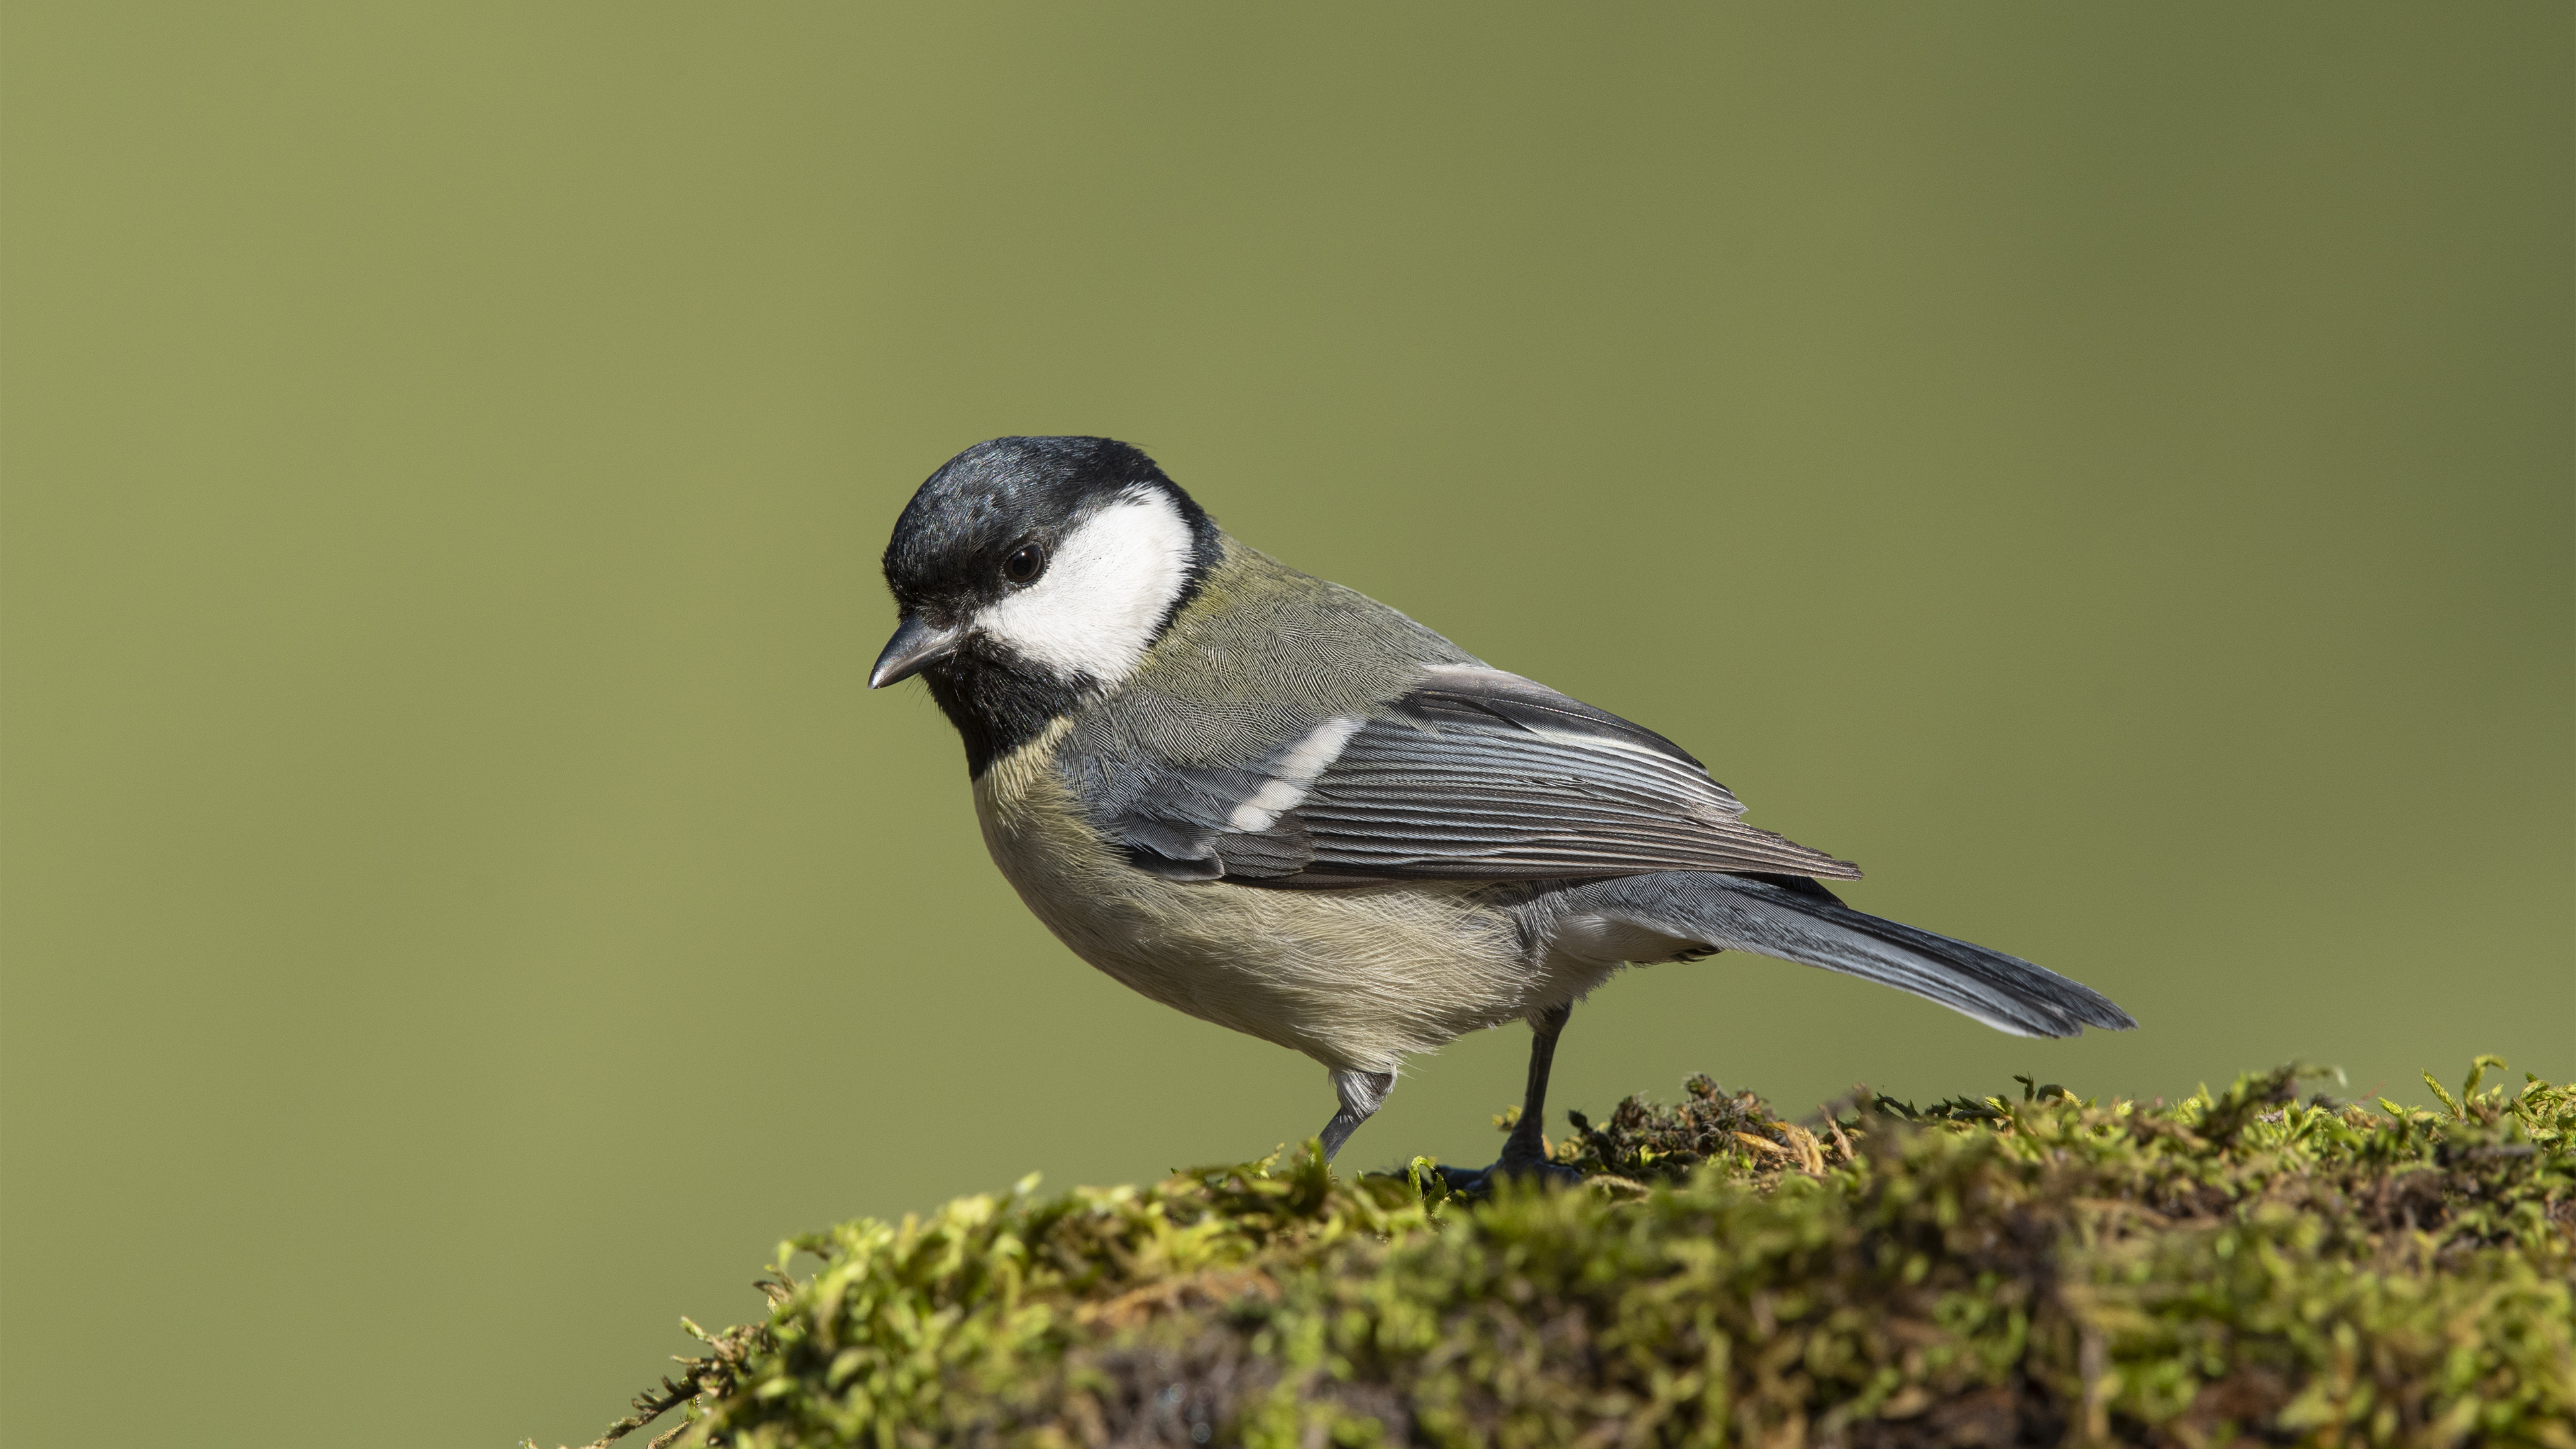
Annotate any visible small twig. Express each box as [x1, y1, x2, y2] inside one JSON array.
[[575, 1317, 772, 1449], [580, 1370, 710, 1449]]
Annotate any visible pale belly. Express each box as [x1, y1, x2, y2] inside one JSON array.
[[972, 759, 1568, 1073]]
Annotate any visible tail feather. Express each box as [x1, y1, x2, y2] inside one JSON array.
[[1560, 873, 2136, 1038], [1793, 896, 2136, 1037]]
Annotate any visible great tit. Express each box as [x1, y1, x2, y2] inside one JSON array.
[[871, 436, 2134, 1177]]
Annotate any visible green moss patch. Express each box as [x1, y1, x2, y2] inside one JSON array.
[[552, 1060, 2573, 1447]]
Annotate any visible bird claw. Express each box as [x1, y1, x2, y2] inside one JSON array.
[[1433, 1158, 1586, 1197]]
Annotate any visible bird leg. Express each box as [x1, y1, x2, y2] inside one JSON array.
[[1497, 1002, 1572, 1171], [1436, 1003, 1582, 1194], [1318, 1068, 1394, 1163]]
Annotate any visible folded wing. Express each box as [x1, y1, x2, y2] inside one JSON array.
[[1107, 664, 1861, 888]]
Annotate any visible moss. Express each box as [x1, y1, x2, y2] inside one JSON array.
[[550, 1059, 2573, 1448]]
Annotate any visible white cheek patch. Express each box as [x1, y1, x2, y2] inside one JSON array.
[[973, 486, 1194, 687], [1228, 716, 1366, 833]]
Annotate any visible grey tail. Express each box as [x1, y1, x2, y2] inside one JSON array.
[[1571, 872, 2137, 1039]]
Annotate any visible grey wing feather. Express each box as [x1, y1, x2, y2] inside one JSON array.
[[1108, 763, 1309, 880], [1100, 664, 1860, 887]]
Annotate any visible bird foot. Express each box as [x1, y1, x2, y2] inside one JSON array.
[[1432, 1158, 1585, 1197]]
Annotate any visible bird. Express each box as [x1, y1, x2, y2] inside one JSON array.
[[869, 435, 2135, 1181]]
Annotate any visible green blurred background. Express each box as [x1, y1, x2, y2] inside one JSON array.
[[2, 4, 2567, 1444]]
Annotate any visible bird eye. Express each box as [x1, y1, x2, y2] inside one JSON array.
[[1002, 543, 1046, 585]]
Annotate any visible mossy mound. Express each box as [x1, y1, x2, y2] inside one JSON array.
[[557, 1060, 2573, 1448]]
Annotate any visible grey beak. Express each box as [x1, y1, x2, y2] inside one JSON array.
[[869, 615, 966, 689]]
